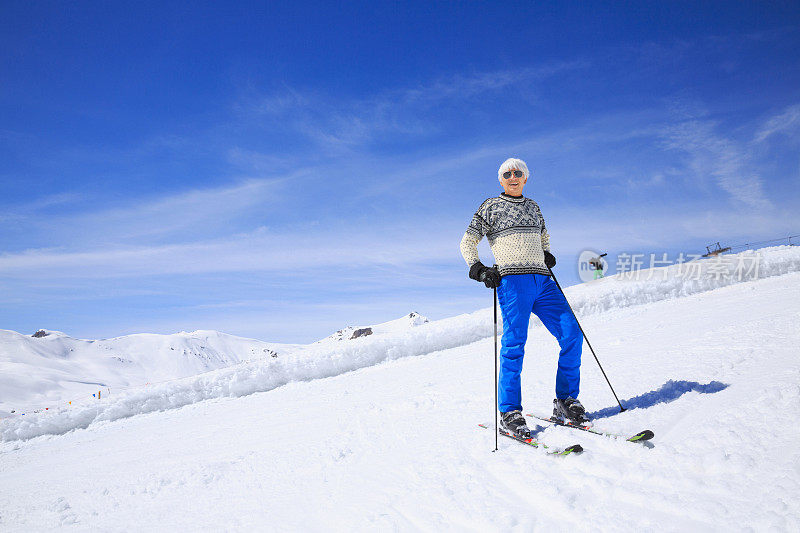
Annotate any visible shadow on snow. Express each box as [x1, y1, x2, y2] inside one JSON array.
[[588, 379, 729, 421]]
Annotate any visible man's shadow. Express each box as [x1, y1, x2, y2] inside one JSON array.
[[587, 379, 729, 421]]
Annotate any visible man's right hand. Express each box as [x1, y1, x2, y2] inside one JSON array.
[[479, 267, 501, 288], [469, 262, 501, 289]]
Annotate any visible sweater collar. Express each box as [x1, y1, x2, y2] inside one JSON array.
[[499, 192, 525, 203]]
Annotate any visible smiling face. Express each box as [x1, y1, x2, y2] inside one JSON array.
[[500, 167, 528, 196]]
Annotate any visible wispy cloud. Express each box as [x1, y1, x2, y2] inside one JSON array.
[[396, 62, 584, 105], [234, 62, 586, 152], [0, 224, 459, 279], [549, 203, 795, 254], [662, 118, 772, 209], [755, 103, 800, 143], [5, 192, 84, 214], [0, 192, 85, 228], [25, 177, 291, 246], [226, 147, 300, 174]]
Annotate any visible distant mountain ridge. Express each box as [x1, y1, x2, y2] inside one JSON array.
[[0, 312, 429, 415], [2, 246, 800, 441], [0, 328, 297, 415], [4, 244, 799, 421], [315, 312, 429, 343]]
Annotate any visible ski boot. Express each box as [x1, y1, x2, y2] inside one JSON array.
[[553, 397, 592, 427], [500, 410, 531, 438]]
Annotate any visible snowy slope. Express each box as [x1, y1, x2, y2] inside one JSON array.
[[315, 311, 429, 343], [0, 246, 799, 530], [2, 246, 798, 442], [0, 329, 296, 416], [0, 313, 430, 417]]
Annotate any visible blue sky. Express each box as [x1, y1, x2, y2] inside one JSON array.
[[1, 1, 799, 342]]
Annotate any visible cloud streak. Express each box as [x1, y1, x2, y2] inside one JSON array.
[[755, 103, 800, 143], [15, 177, 291, 247], [663, 118, 772, 209], [235, 62, 586, 152], [0, 225, 460, 279]]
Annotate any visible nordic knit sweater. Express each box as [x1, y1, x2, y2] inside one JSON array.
[[460, 193, 551, 277]]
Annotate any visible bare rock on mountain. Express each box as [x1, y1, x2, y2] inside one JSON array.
[[350, 327, 373, 340]]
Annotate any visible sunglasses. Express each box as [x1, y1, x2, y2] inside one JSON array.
[[502, 170, 524, 179]]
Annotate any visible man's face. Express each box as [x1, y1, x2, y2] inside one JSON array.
[[500, 168, 527, 196]]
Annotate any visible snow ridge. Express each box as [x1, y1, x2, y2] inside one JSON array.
[[2, 245, 798, 442], [0, 329, 295, 414]]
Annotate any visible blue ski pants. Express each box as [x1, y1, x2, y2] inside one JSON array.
[[496, 273, 583, 413]]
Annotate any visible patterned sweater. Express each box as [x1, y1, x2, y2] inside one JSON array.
[[460, 193, 551, 277]]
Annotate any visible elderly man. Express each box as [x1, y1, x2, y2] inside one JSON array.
[[460, 157, 589, 438]]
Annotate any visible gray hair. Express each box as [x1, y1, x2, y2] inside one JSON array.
[[497, 158, 530, 182]]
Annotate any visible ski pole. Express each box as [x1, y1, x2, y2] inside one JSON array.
[[493, 285, 499, 452], [547, 266, 626, 412]]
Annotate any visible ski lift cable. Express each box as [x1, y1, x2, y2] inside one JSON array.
[[726, 234, 799, 251]]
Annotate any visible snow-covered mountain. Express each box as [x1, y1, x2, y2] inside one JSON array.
[[315, 311, 429, 343], [0, 312, 431, 416], [2, 246, 798, 434], [1, 246, 799, 530], [0, 329, 296, 416]]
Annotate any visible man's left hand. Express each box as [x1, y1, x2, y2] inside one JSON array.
[[544, 251, 556, 269]]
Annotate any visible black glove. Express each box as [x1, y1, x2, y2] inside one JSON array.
[[469, 261, 501, 289], [544, 251, 556, 269]]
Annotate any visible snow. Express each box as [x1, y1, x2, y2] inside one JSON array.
[[315, 311, 429, 343], [0, 328, 298, 416], [1, 246, 799, 530], [0, 312, 431, 418]]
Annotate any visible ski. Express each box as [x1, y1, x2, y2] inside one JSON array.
[[478, 424, 583, 456], [526, 414, 654, 444]]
